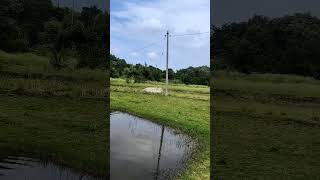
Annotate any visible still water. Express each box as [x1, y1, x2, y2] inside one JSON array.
[[111, 112, 195, 180], [0, 156, 99, 180]]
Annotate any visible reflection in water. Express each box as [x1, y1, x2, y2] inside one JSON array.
[[0, 156, 100, 180], [111, 112, 195, 180], [154, 125, 165, 180]]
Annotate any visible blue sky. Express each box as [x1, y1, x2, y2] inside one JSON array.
[[110, 0, 210, 70]]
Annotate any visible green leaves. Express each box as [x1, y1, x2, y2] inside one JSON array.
[[212, 13, 320, 79]]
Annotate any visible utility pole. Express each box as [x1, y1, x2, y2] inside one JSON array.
[[71, 0, 74, 26], [165, 30, 169, 96]]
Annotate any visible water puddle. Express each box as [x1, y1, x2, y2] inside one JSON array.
[[0, 156, 100, 180], [111, 112, 195, 180]]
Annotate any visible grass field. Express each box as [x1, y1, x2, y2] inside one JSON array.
[[0, 50, 210, 179], [212, 70, 320, 179], [0, 51, 108, 178], [110, 78, 210, 179], [4, 50, 318, 179]]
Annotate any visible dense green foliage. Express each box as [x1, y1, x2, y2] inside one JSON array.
[[0, 0, 108, 70], [110, 54, 210, 85], [212, 13, 320, 79]]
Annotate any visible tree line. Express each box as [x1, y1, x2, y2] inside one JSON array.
[[211, 13, 320, 79], [110, 54, 209, 85], [0, 0, 108, 70]]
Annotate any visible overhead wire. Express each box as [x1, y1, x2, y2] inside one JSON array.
[[126, 30, 209, 68], [171, 31, 210, 37], [125, 30, 210, 54], [131, 39, 165, 53]]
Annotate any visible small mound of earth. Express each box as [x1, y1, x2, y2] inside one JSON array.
[[143, 87, 163, 94]]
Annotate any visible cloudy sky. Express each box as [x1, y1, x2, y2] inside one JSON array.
[[110, 0, 210, 70], [211, 0, 320, 26]]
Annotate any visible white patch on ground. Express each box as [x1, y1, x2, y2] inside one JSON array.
[[143, 87, 163, 94]]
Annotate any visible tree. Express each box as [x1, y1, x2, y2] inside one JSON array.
[[49, 31, 68, 69], [0, 1, 109, 72], [44, 20, 63, 43], [0, 0, 26, 51], [110, 54, 209, 85], [212, 13, 320, 79], [19, 0, 53, 47]]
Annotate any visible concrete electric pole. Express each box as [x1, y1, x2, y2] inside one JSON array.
[[165, 31, 169, 96], [71, 0, 74, 26]]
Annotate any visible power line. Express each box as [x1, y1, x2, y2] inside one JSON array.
[[127, 38, 165, 67], [122, 30, 209, 76], [134, 47, 164, 58], [131, 39, 165, 53], [127, 30, 209, 62], [171, 31, 210, 37], [124, 30, 210, 54]]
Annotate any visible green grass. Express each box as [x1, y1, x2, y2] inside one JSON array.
[[0, 51, 108, 178], [7, 50, 319, 179], [212, 71, 320, 179], [111, 78, 209, 101], [0, 76, 106, 98], [0, 50, 108, 82], [111, 79, 210, 179], [0, 51, 108, 100], [0, 95, 108, 177]]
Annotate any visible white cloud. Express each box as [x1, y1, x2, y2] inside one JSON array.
[[110, 47, 120, 55], [147, 52, 158, 59], [111, 0, 210, 69], [131, 52, 139, 57], [111, 0, 209, 36]]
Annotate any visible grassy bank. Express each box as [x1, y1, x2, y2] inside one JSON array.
[[110, 79, 210, 179], [212, 71, 320, 179], [0, 51, 108, 177]]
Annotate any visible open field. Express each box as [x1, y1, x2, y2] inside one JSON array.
[[111, 78, 209, 100], [0, 51, 108, 177], [5, 50, 319, 179], [212, 70, 320, 179], [111, 78, 210, 179]]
